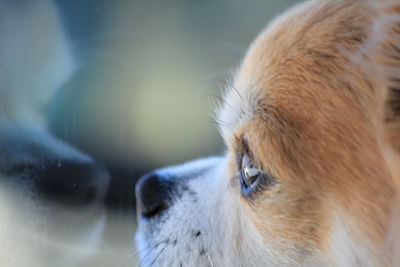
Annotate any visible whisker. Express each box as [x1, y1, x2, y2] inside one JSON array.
[[228, 83, 243, 101], [201, 78, 243, 101], [206, 94, 236, 114], [206, 252, 215, 267], [213, 78, 243, 101], [130, 243, 153, 261], [149, 246, 167, 266], [201, 79, 243, 125], [136, 249, 153, 267], [136, 241, 164, 267], [208, 118, 234, 130], [213, 117, 235, 127]]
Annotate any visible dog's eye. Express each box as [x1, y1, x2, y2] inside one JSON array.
[[239, 154, 263, 196]]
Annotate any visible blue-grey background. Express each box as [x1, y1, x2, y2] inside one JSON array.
[[48, 0, 299, 210], [37, 1, 305, 265]]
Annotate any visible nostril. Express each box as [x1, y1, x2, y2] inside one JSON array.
[[142, 203, 168, 218], [135, 172, 174, 218]]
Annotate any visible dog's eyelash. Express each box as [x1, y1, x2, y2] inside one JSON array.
[[242, 137, 249, 151], [234, 135, 253, 168]]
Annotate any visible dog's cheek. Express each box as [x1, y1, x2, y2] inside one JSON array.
[[179, 167, 249, 266], [238, 185, 330, 263]]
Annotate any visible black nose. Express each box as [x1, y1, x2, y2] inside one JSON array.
[[135, 172, 174, 218], [35, 160, 110, 206]]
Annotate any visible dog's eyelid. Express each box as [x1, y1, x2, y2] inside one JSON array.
[[234, 135, 251, 168], [237, 135, 253, 154], [241, 136, 251, 155]]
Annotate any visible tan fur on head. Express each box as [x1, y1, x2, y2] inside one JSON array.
[[136, 0, 400, 266], [221, 1, 400, 264]]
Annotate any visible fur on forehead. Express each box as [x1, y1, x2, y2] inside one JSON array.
[[217, 73, 263, 143], [216, 0, 400, 244], [217, 0, 400, 146]]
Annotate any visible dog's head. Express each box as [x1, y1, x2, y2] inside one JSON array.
[[0, 1, 111, 265], [0, 0, 110, 212], [135, 0, 400, 266]]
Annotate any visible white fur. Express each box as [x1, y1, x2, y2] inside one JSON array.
[[217, 74, 260, 142], [135, 157, 328, 266], [328, 211, 382, 267], [136, 1, 400, 266]]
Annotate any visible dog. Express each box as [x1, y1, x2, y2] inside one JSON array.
[[0, 0, 110, 266], [135, 0, 400, 266]]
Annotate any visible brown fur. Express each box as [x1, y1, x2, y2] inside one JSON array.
[[136, 0, 400, 265], [226, 0, 400, 264]]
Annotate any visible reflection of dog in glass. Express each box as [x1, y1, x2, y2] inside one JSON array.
[[0, 1, 109, 266], [135, 0, 400, 266]]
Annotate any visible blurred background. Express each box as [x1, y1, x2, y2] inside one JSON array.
[[49, 0, 298, 211], [2, 0, 300, 266]]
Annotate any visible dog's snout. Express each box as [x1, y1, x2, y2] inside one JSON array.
[[135, 172, 174, 218], [35, 160, 110, 206]]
